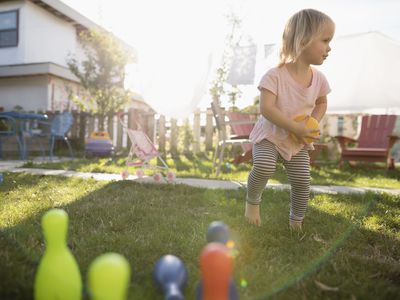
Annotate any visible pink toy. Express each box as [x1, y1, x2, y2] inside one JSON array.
[[153, 173, 163, 183], [118, 112, 175, 183], [166, 171, 176, 183], [121, 170, 129, 180], [135, 169, 145, 178]]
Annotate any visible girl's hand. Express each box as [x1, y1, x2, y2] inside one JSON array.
[[291, 115, 320, 144]]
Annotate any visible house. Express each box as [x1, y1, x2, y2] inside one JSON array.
[[0, 0, 147, 113]]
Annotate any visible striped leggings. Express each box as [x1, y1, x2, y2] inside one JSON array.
[[247, 139, 310, 222]]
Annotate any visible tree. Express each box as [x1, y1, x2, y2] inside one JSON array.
[[209, 13, 242, 111], [67, 30, 135, 130]]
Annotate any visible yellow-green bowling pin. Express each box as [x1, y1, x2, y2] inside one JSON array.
[[88, 253, 131, 300], [34, 209, 82, 300]]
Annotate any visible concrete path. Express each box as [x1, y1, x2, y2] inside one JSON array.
[[1, 159, 399, 195]]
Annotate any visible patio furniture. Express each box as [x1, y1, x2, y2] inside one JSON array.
[[334, 114, 399, 169], [26, 111, 74, 159], [0, 111, 48, 159], [211, 101, 256, 176], [0, 115, 24, 159], [232, 143, 328, 166]]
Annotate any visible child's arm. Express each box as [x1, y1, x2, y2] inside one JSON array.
[[311, 96, 328, 122], [260, 89, 318, 142]]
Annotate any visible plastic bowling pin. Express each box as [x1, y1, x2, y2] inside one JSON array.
[[153, 255, 188, 300], [206, 221, 229, 244], [198, 243, 235, 300], [34, 209, 82, 300], [88, 253, 131, 300], [195, 279, 239, 300]]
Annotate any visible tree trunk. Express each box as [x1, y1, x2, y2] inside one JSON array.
[[98, 115, 104, 131]]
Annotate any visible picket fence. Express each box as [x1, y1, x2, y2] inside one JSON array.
[[66, 108, 359, 156], [3, 107, 361, 158]]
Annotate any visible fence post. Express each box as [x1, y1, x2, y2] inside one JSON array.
[[78, 112, 86, 147], [158, 115, 166, 153], [193, 109, 201, 154], [70, 110, 78, 139], [88, 114, 95, 137], [108, 113, 114, 140], [183, 118, 190, 154], [205, 108, 214, 152], [128, 108, 138, 150], [147, 112, 155, 142], [116, 111, 123, 150], [170, 118, 178, 156]]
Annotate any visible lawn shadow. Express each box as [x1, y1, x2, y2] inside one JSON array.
[[1, 177, 399, 300], [1, 179, 243, 299]]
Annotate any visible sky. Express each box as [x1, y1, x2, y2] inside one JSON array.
[[62, 0, 400, 118]]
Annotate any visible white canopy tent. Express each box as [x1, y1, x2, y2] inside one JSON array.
[[320, 31, 400, 115], [251, 31, 400, 115]]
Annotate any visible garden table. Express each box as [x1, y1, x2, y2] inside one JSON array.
[[0, 111, 48, 159]]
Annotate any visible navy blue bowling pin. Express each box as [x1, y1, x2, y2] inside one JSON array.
[[206, 221, 229, 244], [153, 255, 188, 300]]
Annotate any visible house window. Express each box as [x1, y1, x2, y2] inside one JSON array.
[[0, 10, 18, 48]]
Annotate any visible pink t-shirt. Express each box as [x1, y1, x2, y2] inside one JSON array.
[[249, 65, 331, 161]]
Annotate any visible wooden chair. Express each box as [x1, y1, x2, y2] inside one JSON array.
[[212, 105, 328, 170], [211, 101, 256, 176], [232, 141, 328, 166], [26, 111, 74, 159], [334, 115, 399, 169]]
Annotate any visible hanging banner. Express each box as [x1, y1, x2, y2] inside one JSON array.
[[226, 43, 257, 85], [264, 43, 275, 59]]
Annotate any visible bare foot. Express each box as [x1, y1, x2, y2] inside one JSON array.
[[245, 202, 261, 226], [289, 219, 303, 232]]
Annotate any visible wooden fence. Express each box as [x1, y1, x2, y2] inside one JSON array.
[[66, 108, 223, 155], [67, 108, 360, 156], [2, 107, 362, 159]]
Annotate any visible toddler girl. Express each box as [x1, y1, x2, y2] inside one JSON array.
[[245, 9, 335, 230]]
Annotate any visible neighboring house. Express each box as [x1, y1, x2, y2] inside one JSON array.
[[0, 0, 146, 113]]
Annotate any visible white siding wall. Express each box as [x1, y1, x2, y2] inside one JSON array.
[[23, 1, 80, 67], [0, 1, 86, 67], [0, 75, 82, 112], [48, 76, 80, 111], [0, 76, 48, 111], [0, 1, 24, 65]]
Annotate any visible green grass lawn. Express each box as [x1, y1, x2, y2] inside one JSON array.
[[1, 173, 399, 299], [23, 153, 400, 189]]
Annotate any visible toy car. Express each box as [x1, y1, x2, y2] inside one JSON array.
[[85, 131, 114, 157]]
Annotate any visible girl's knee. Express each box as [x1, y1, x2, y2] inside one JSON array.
[[252, 162, 276, 178], [290, 177, 310, 186]]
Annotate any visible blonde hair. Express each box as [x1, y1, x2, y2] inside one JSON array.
[[279, 9, 334, 66]]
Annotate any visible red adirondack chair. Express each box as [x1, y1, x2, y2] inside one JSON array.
[[226, 111, 254, 164], [334, 115, 399, 169]]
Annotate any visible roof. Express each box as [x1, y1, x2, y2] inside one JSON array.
[[31, 0, 135, 53], [29, 0, 102, 32], [0, 0, 136, 53], [0, 62, 79, 82], [130, 91, 155, 112]]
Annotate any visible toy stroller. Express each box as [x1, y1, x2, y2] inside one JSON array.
[[118, 112, 175, 183]]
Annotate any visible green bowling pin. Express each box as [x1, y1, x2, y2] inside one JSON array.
[[34, 209, 82, 300], [88, 253, 131, 300]]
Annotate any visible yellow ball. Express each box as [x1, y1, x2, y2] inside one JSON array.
[[293, 115, 320, 143]]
